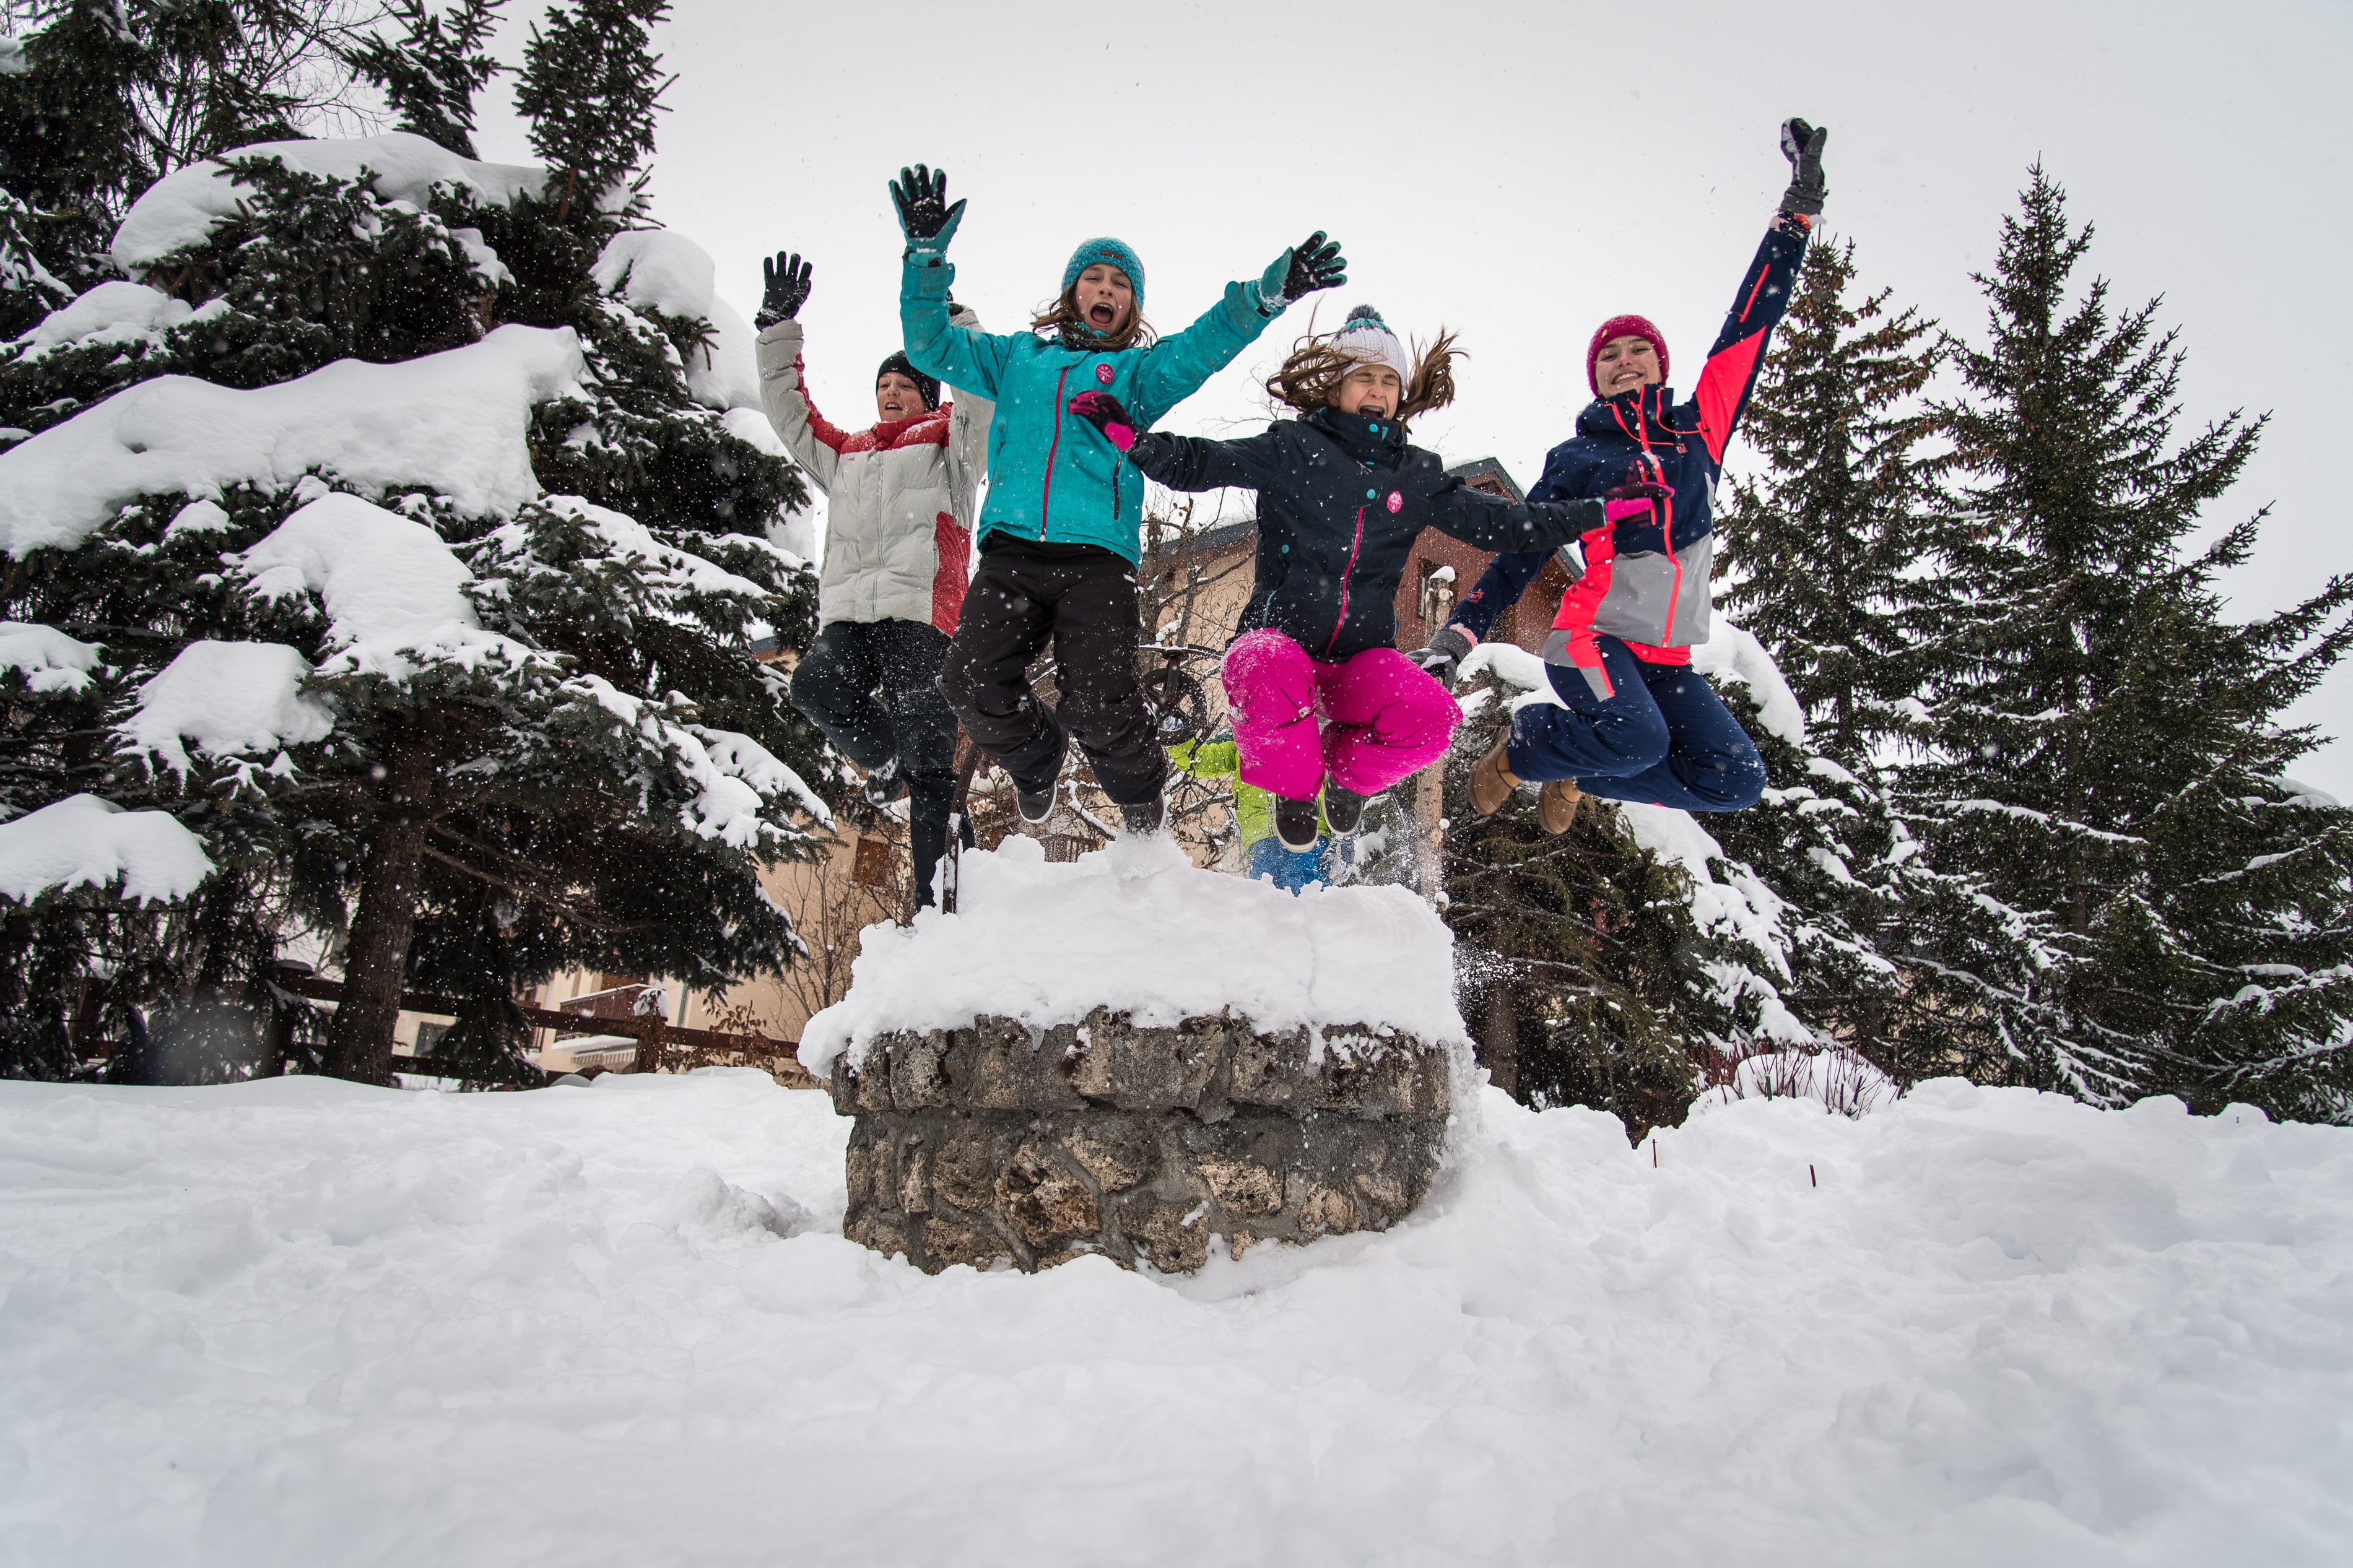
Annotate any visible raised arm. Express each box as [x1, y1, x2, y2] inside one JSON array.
[[1686, 119, 1827, 465], [1069, 392, 1292, 493], [892, 163, 1017, 398], [1127, 232, 1347, 422], [749, 251, 843, 491]]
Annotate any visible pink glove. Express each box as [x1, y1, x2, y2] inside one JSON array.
[[1068, 390, 1137, 453]]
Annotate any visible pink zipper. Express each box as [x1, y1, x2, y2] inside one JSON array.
[[1326, 505, 1367, 655], [1040, 363, 1071, 539]]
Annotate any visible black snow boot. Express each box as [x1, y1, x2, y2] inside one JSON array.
[[1121, 794, 1164, 836], [1321, 781, 1369, 836], [1016, 779, 1056, 824], [859, 755, 907, 810], [1274, 795, 1321, 852]]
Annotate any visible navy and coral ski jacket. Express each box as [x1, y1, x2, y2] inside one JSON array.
[[1120, 405, 1603, 661], [1451, 213, 1811, 683]]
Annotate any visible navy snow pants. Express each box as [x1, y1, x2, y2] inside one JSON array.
[[1504, 635, 1765, 812]]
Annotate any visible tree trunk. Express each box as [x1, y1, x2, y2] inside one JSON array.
[[324, 742, 435, 1084], [1481, 982, 1520, 1100]]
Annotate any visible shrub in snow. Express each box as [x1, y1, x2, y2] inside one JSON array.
[[0, 20, 836, 1085], [1440, 642, 1806, 1141]]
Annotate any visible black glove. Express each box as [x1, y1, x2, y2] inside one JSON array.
[[1264, 230, 1346, 307], [1778, 118, 1829, 217], [755, 251, 811, 328], [890, 163, 967, 253], [1410, 624, 1476, 685]]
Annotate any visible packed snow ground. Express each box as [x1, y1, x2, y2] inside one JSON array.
[[2, 1072, 2347, 1566]]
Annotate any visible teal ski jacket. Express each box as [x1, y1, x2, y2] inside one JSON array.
[[900, 253, 1284, 562]]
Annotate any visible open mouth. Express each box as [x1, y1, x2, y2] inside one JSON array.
[[1087, 301, 1117, 327]]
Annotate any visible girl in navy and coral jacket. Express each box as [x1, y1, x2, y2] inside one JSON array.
[[1431, 118, 1830, 829]]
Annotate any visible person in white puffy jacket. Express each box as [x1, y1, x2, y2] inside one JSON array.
[[754, 250, 993, 909]]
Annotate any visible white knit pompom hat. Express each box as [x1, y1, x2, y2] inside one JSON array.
[[1330, 304, 1414, 389]]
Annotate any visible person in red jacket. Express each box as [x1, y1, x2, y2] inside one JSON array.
[[1442, 118, 1829, 828]]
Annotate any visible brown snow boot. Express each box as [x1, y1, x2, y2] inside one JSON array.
[[1536, 779, 1583, 835], [1468, 739, 1521, 816]]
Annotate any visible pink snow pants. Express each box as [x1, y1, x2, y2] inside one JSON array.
[[1221, 629, 1462, 800]]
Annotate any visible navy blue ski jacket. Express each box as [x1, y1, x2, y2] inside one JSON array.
[[1122, 405, 1601, 661], [1451, 213, 1811, 671]]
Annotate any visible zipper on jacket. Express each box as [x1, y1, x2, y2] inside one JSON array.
[[1041, 363, 1071, 540], [1325, 505, 1368, 656]]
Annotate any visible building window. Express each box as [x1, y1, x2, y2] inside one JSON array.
[[414, 1020, 450, 1056], [1417, 561, 1458, 627]]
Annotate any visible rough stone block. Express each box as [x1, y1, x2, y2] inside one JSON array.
[[1120, 1198, 1211, 1275], [835, 1011, 1455, 1275], [998, 1140, 1098, 1250]]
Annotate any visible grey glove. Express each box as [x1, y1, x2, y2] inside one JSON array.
[[1778, 118, 1828, 217], [1411, 624, 1476, 685]]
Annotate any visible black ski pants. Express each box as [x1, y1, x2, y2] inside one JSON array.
[[789, 617, 959, 906], [937, 532, 1166, 808]]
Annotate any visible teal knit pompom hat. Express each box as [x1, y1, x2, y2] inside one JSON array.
[[1062, 237, 1146, 310]]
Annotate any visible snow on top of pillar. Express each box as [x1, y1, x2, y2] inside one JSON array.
[[799, 836, 1471, 1076]]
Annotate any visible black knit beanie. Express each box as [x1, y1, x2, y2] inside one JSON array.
[[876, 352, 940, 412]]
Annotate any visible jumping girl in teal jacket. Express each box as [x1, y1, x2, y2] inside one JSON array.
[[890, 165, 1346, 834]]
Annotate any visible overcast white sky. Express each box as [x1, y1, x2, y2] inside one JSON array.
[[470, 0, 2353, 792]]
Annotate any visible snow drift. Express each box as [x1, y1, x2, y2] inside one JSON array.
[[1, 1071, 2346, 1566]]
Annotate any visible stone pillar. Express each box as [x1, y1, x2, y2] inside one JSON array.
[[831, 1009, 1455, 1274]]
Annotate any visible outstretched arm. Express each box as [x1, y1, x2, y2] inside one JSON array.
[[1687, 118, 1827, 464], [1427, 484, 1604, 557], [1069, 391, 1291, 493], [1128, 232, 1347, 422]]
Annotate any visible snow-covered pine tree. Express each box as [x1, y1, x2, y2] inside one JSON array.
[[0, 8, 832, 1085], [342, 0, 504, 159], [0, 1, 383, 334], [1912, 166, 2353, 1117], [512, 0, 671, 225], [1709, 236, 2032, 1087]]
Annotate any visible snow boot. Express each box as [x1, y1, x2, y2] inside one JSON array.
[[1321, 781, 1369, 836], [1274, 795, 1321, 852], [1537, 778, 1582, 835], [1121, 794, 1164, 836], [859, 755, 907, 810], [1016, 729, 1069, 825], [1468, 738, 1521, 816]]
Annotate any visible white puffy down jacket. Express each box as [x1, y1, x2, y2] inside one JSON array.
[[756, 311, 993, 631]]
